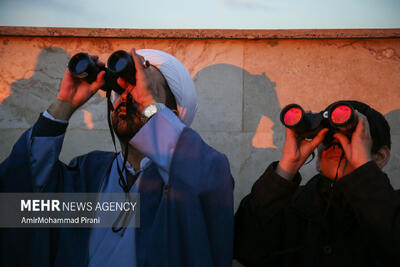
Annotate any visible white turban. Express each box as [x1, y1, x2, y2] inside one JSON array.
[[137, 49, 198, 126]]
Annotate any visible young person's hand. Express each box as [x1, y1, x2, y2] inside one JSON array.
[[277, 128, 329, 180], [334, 111, 373, 169]]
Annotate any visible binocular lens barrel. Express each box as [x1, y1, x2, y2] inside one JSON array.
[[115, 57, 128, 72], [328, 102, 358, 134], [74, 58, 88, 74], [330, 104, 352, 125], [283, 106, 303, 127], [67, 50, 137, 95], [107, 50, 136, 86], [109, 56, 128, 73], [280, 104, 321, 138], [68, 53, 99, 83], [108, 51, 129, 73]]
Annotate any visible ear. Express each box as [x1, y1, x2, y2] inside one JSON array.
[[372, 146, 391, 168]]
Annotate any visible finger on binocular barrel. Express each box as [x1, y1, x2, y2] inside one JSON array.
[[354, 111, 368, 130], [97, 71, 106, 80], [91, 71, 105, 89], [358, 114, 371, 137], [285, 128, 297, 137], [333, 133, 351, 153], [117, 77, 129, 89], [138, 55, 145, 63], [310, 128, 329, 147], [131, 48, 144, 70], [355, 110, 368, 123]]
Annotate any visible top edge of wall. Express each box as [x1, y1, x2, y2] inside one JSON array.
[[1, 27, 400, 39]]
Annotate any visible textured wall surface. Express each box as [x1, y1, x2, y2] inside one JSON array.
[[0, 36, 399, 211]]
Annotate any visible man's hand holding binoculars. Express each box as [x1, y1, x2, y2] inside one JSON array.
[[49, 55, 106, 121], [48, 48, 156, 121], [116, 48, 155, 112]]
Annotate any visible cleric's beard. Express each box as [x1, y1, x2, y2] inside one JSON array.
[[112, 105, 143, 141]]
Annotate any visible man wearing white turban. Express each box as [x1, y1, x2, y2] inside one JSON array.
[[0, 48, 234, 267]]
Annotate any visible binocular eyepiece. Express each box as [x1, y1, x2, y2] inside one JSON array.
[[68, 50, 136, 94], [280, 101, 358, 142]]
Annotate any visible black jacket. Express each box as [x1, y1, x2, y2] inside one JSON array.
[[234, 161, 400, 267]]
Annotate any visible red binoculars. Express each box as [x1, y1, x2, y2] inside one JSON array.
[[280, 101, 358, 140]]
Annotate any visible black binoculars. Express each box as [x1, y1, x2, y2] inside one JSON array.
[[68, 50, 136, 94], [280, 101, 358, 143]]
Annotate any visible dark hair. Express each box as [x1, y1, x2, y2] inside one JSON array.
[[346, 100, 391, 153]]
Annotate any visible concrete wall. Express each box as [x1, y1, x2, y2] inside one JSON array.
[[1, 34, 399, 213]]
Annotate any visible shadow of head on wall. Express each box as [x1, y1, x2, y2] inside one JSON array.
[[191, 63, 284, 151], [191, 63, 286, 202], [0, 47, 70, 127], [0, 46, 106, 131]]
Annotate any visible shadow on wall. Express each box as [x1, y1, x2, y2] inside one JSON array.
[[0, 47, 69, 127], [192, 64, 285, 267], [0, 47, 104, 131], [192, 63, 282, 146], [191, 64, 286, 207]]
